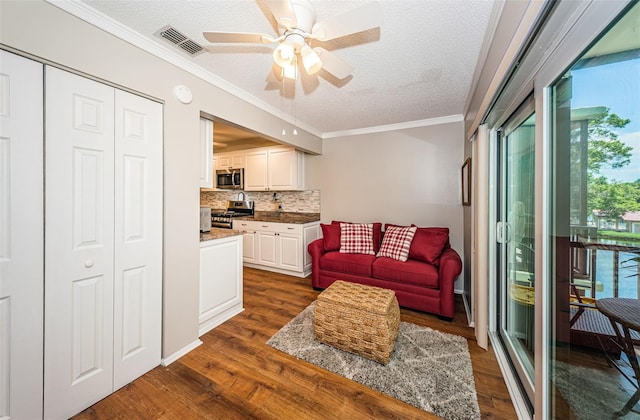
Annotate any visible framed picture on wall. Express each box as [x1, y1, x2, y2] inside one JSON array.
[[461, 157, 471, 206]]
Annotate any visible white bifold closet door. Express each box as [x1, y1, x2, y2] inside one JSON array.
[[0, 50, 44, 420], [44, 66, 162, 419]]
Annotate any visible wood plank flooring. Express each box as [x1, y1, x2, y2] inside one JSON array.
[[74, 268, 516, 419]]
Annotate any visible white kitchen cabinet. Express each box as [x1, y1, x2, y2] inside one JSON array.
[[244, 147, 305, 191], [257, 230, 278, 267], [240, 230, 257, 263], [232, 220, 319, 277], [199, 118, 214, 188], [199, 235, 244, 336], [268, 147, 305, 190], [278, 233, 302, 271], [303, 223, 321, 272], [244, 149, 269, 190], [216, 152, 245, 169]]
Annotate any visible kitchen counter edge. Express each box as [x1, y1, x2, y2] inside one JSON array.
[[200, 228, 243, 242], [236, 212, 321, 224]]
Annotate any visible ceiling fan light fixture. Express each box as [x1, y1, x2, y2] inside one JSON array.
[[300, 44, 322, 75], [273, 40, 295, 67], [282, 56, 298, 80]]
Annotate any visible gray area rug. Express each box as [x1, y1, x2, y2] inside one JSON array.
[[554, 360, 637, 419], [267, 301, 480, 420]]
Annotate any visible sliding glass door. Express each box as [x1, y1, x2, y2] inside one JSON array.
[[483, 1, 637, 417], [497, 98, 536, 404], [548, 3, 640, 417]]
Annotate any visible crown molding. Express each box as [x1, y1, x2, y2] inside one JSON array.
[[44, 0, 322, 138], [322, 114, 464, 139]]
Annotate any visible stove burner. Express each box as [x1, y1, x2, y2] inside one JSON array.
[[211, 200, 254, 228]]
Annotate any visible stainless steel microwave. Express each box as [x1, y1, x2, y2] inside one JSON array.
[[216, 168, 244, 190]]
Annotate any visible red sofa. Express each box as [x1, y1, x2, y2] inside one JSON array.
[[308, 222, 462, 319]]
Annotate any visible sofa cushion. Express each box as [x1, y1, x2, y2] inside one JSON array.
[[377, 225, 417, 262], [334, 221, 383, 253], [372, 257, 439, 289], [409, 227, 450, 265], [321, 223, 341, 252], [339, 223, 375, 255], [320, 252, 376, 277]]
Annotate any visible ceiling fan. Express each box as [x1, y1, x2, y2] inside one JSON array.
[[203, 0, 382, 80]]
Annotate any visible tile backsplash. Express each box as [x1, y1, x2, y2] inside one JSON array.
[[201, 190, 320, 213]]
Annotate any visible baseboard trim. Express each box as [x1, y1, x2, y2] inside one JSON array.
[[199, 306, 245, 337], [243, 262, 309, 278], [161, 339, 203, 366], [462, 293, 474, 327]]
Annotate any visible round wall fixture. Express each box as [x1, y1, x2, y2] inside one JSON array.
[[173, 85, 193, 104]]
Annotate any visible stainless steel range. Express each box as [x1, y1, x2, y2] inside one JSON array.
[[211, 200, 255, 229]]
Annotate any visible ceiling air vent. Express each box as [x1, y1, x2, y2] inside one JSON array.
[[155, 25, 204, 57]]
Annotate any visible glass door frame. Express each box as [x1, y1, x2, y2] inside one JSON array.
[[495, 96, 537, 405]]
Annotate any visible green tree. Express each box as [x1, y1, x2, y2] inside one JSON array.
[[587, 111, 632, 174], [570, 109, 633, 225], [589, 178, 640, 228]]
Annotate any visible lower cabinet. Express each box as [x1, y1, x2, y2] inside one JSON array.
[[241, 230, 257, 263], [233, 220, 320, 277], [199, 235, 244, 336]]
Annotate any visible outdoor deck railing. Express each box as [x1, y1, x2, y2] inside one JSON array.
[[571, 239, 640, 298]]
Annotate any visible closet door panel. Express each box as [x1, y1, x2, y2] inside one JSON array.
[[45, 67, 115, 420], [0, 50, 44, 420], [113, 90, 162, 390]]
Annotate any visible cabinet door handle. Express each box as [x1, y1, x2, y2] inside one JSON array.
[[84, 260, 94, 268], [262, 225, 269, 228], [287, 227, 294, 230]]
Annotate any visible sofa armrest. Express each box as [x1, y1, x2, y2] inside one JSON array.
[[438, 248, 463, 318], [308, 238, 326, 288]]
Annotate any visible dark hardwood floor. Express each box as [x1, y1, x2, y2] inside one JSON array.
[[74, 267, 516, 419]]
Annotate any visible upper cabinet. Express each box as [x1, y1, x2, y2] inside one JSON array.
[[199, 118, 214, 189], [268, 147, 305, 190], [216, 152, 245, 169], [244, 149, 269, 190], [244, 146, 305, 191]]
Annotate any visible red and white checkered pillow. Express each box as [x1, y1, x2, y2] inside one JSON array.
[[377, 225, 417, 261], [339, 223, 375, 255]]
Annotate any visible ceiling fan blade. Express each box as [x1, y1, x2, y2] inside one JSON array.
[[312, 1, 382, 41], [203, 31, 275, 44], [265, 0, 297, 29], [265, 64, 282, 84], [314, 47, 354, 79]]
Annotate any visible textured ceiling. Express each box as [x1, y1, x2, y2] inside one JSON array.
[[81, 0, 498, 136]]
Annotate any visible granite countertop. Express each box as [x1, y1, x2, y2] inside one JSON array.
[[237, 211, 321, 224], [200, 227, 243, 242]]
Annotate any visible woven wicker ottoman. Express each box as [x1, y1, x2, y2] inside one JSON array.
[[314, 280, 400, 364]]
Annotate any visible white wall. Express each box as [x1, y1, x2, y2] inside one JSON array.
[[0, 0, 321, 359], [306, 122, 466, 291]]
